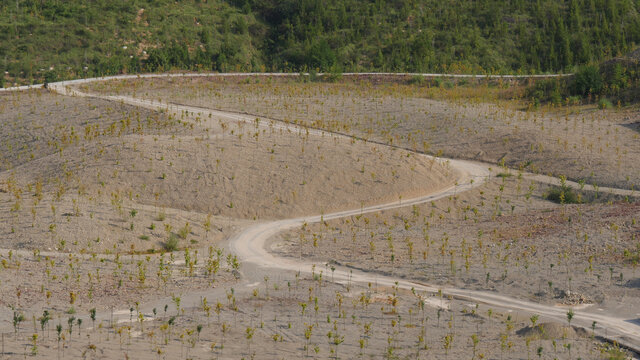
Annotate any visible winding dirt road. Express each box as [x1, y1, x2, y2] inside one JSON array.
[[15, 74, 637, 356]]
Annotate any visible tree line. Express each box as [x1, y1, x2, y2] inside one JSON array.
[[1, 0, 639, 84]]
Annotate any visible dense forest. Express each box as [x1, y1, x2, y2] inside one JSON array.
[[1, 0, 639, 85]]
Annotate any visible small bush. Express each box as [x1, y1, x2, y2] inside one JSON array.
[[409, 75, 425, 86], [139, 235, 150, 241], [325, 71, 342, 82], [43, 70, 57, 85], [598, 97, 613, 109], [527, 78, 567, 105], [432, 77, 443, 88], [164, 234, 179, 252], [550, 91, 563, 105], [567, 95, 581, 105], [308, 69, 319, 82], [545, 186, 580, 204]]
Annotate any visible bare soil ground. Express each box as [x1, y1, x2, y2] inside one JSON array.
[[84, 76, 640, 190], [0, 79, 634, 359], [274, 174, 640, 330], [0, 275, 612, 360], [0, 89, 452, 252]]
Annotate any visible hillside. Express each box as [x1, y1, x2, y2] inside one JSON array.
[[2, 0, 640, 85]]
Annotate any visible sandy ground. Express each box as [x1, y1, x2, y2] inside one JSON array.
[[0, 89, 182, 171], [0, 274, 616, 360], [0, 78, 634, 359], [0, 244, 239, 316], [273, 174, 640, 334], [85, 76, 640, 190], [0, 90, 454, 252]]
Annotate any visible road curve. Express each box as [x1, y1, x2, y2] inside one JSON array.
[[19, 75, 640, 356]]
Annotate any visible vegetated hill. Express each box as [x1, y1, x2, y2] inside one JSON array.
[[527, 48, 640, 106], [2, 0, 640, 85], [0, 0, 267, 85]]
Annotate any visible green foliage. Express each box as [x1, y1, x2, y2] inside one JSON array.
[[307, 39, 336, 70], [244, 0, 640, 73], [527, 78, 568, 104], [43, 71, 58, 85], [567, 95, 582, 105], [0, 0, 265, 83], [572, 65, 603, 96], [545, 186, 579, 204], [598, 97, 613, 109], [527, 57, 640, 106], [3, 0, 640, 84], [164, 233, 179, 252], [409, 75, 426, 86]]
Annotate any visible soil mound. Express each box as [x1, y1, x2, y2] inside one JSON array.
[[516, 322, 589, 340]]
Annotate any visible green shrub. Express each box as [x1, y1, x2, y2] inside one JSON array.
[[43, 70, 57, 85], [326, 71, 342, 82], [324, 64, 343, 82], [550, 91, 563, 105], [604, 62, 628, 92], [545, 186, 580, 204], [308, 69, 319, 82], [527, 78, 569, 105], [598, 97, 613, 109], [567, 95, 581, 105], [531, 97, 541, 109], [409, 75, 426, 85], [572, 65, 603, 96], [164, 234, 179, 252]]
